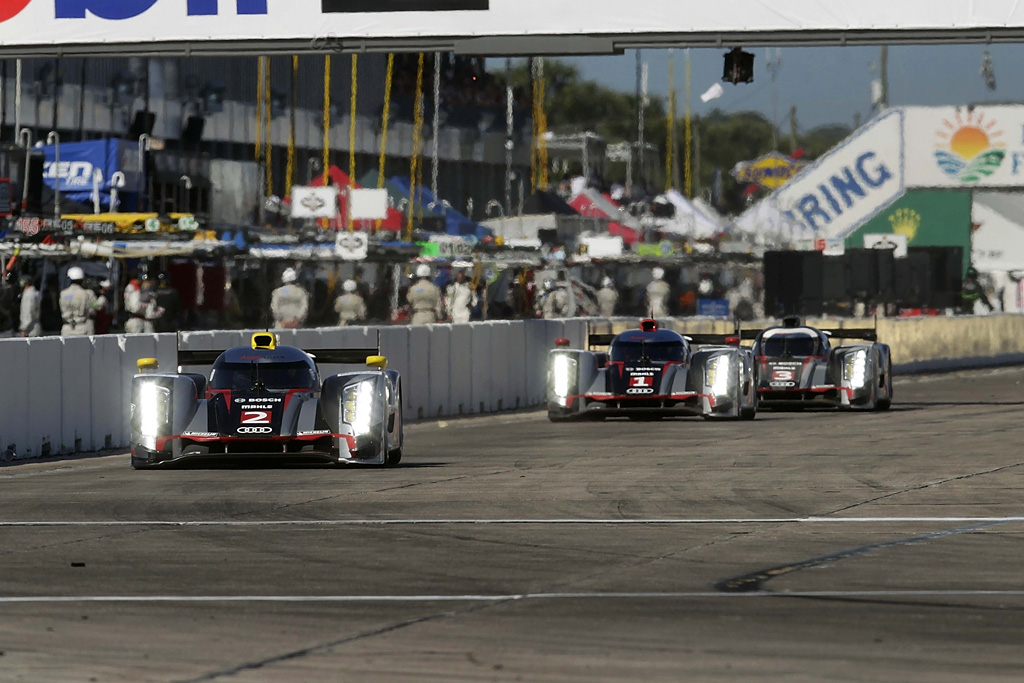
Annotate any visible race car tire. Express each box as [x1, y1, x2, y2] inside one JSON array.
[[740, 407, 757, 420], [875, 398, 891, 411], [131, 456, 159, 470], [386, 448, 403, 467]]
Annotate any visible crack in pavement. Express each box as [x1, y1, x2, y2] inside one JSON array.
[[714, 520, 1008, 593], [175, 599, 513, 682], [820, 462, 1024, 517]]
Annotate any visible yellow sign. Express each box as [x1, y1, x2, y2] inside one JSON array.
[[731, 152, 808, 190]]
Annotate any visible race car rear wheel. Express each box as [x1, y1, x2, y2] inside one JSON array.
[[385, 448, 402, 467], [740, 407, 756, 420]]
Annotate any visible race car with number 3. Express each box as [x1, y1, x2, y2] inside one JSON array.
[[752, 316, 892, 411], [547, 319, 757, 421], [130, 332, 404, 468]]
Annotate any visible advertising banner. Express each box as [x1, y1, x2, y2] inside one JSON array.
[[291, 186, 339, 219], [40, 139, 139, 204], [770, 110, 904, 242], [5, 2, 1024, 53], [904, 105, 1024, 189]]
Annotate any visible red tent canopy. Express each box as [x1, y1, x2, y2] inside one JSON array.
[[569, 193, 639, 245], [303, 165, 405, 231]]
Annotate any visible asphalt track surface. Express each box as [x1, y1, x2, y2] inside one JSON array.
[[2, 368, 1024, 682]]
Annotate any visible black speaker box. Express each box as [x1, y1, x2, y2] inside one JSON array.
[[182, 115, 205, 147], [764, 250, 823, 317], [130, 110, 157, 139]]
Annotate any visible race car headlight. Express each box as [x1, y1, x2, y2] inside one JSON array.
[[138, 383, 170, 438], [551, 354, 577, 400], [706, 355, 732, 396], [843, 350, 867, 387], [343, 380, 376, 436]]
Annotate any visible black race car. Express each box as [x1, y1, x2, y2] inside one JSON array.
[[547, 319, 758, 420], [752, 317, 893, 411], [130, 332, 404, 468]]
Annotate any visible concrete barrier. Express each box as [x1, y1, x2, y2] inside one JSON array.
[[3, 314, 1022, 461]]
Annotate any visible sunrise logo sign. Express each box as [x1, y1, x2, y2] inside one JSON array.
[[935, 111, 1005, 183]]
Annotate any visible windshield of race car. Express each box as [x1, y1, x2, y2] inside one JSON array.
[[762, 334, 820, 358], [210, 361, 317, 391], [610, 341, 685, 364]]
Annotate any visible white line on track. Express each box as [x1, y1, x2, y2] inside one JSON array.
[[1, 517, 1023, 527], [2, 591, 1024, 604]]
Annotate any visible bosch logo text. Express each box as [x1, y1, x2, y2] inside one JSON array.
[[49, 0, 268, 21]]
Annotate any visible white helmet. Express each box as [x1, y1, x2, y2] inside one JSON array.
[[698, 278, 714, 296], [67, 266, 85, 282], [99, 279, 111, 288], [281, 268, 298, 284], [651, 267, 665, 281], [343, 279, 358, 293], [415, 264, 431, 278], [602, 277, 614, 288], [543, 278, 555, 291]]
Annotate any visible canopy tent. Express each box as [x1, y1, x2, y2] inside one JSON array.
[[971, 193, 1024, 272], [387, 176, 493, 240], [522, 191, 579, 216], [568, 189, 639, 245], [651, 190, 724, 239], [730, 197, 816, 246], [307, 166, 405, 231]]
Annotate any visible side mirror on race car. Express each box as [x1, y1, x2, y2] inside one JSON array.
[[366, 355, 388, 370], [137, 358, 159, 371]]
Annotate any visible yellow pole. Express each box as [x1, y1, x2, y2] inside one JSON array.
[[537, 59, 548, 190], [322, 55, 331, 188], [264, 57, 273, 198], [684, 49, 693, 199], [407, 53, 424, 239], [322, 55, 332, 229], [286, 55, 297, 199], [665, 51, 675, 193], [256, 56, 265, 164], [376, 53, 394, 230], [348, 53, 358, 231]]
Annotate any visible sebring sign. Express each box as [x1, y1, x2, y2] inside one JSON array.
[[6, 2, 1024, 55]]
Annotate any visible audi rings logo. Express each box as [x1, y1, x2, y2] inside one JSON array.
[[0, 1, 32, 23], [236, 426, 274, 435]]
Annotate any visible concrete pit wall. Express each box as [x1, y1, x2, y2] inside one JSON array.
[[0, 315, 1020, 461]]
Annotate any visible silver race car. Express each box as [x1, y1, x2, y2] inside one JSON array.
[[130, 332, 404, 468], [547, 319, 758, 421], [751, 316, 893, 411]]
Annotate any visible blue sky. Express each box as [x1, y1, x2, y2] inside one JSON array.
[[541, 44, 1024, 133]]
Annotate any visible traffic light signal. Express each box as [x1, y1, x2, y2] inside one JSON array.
[[723, 48, 755, 84]]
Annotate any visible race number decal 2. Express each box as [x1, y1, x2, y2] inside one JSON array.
[[241, 410, 271, 424]]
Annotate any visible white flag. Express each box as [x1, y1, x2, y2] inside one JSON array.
[[700, 83, 724, 103]]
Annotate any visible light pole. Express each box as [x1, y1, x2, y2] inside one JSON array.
[[46, 131, 60, 217], [91, 168, 103, 214], [109, 171, 126, 214], [18, 128, 31, 213], [137, 133, 151, 212]]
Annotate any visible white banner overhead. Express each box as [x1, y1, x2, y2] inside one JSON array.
[[770, 110, 905, 242], [8, 1, 1024, 55]]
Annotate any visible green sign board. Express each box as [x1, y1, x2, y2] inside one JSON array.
[[846, 189, 972, 272]]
